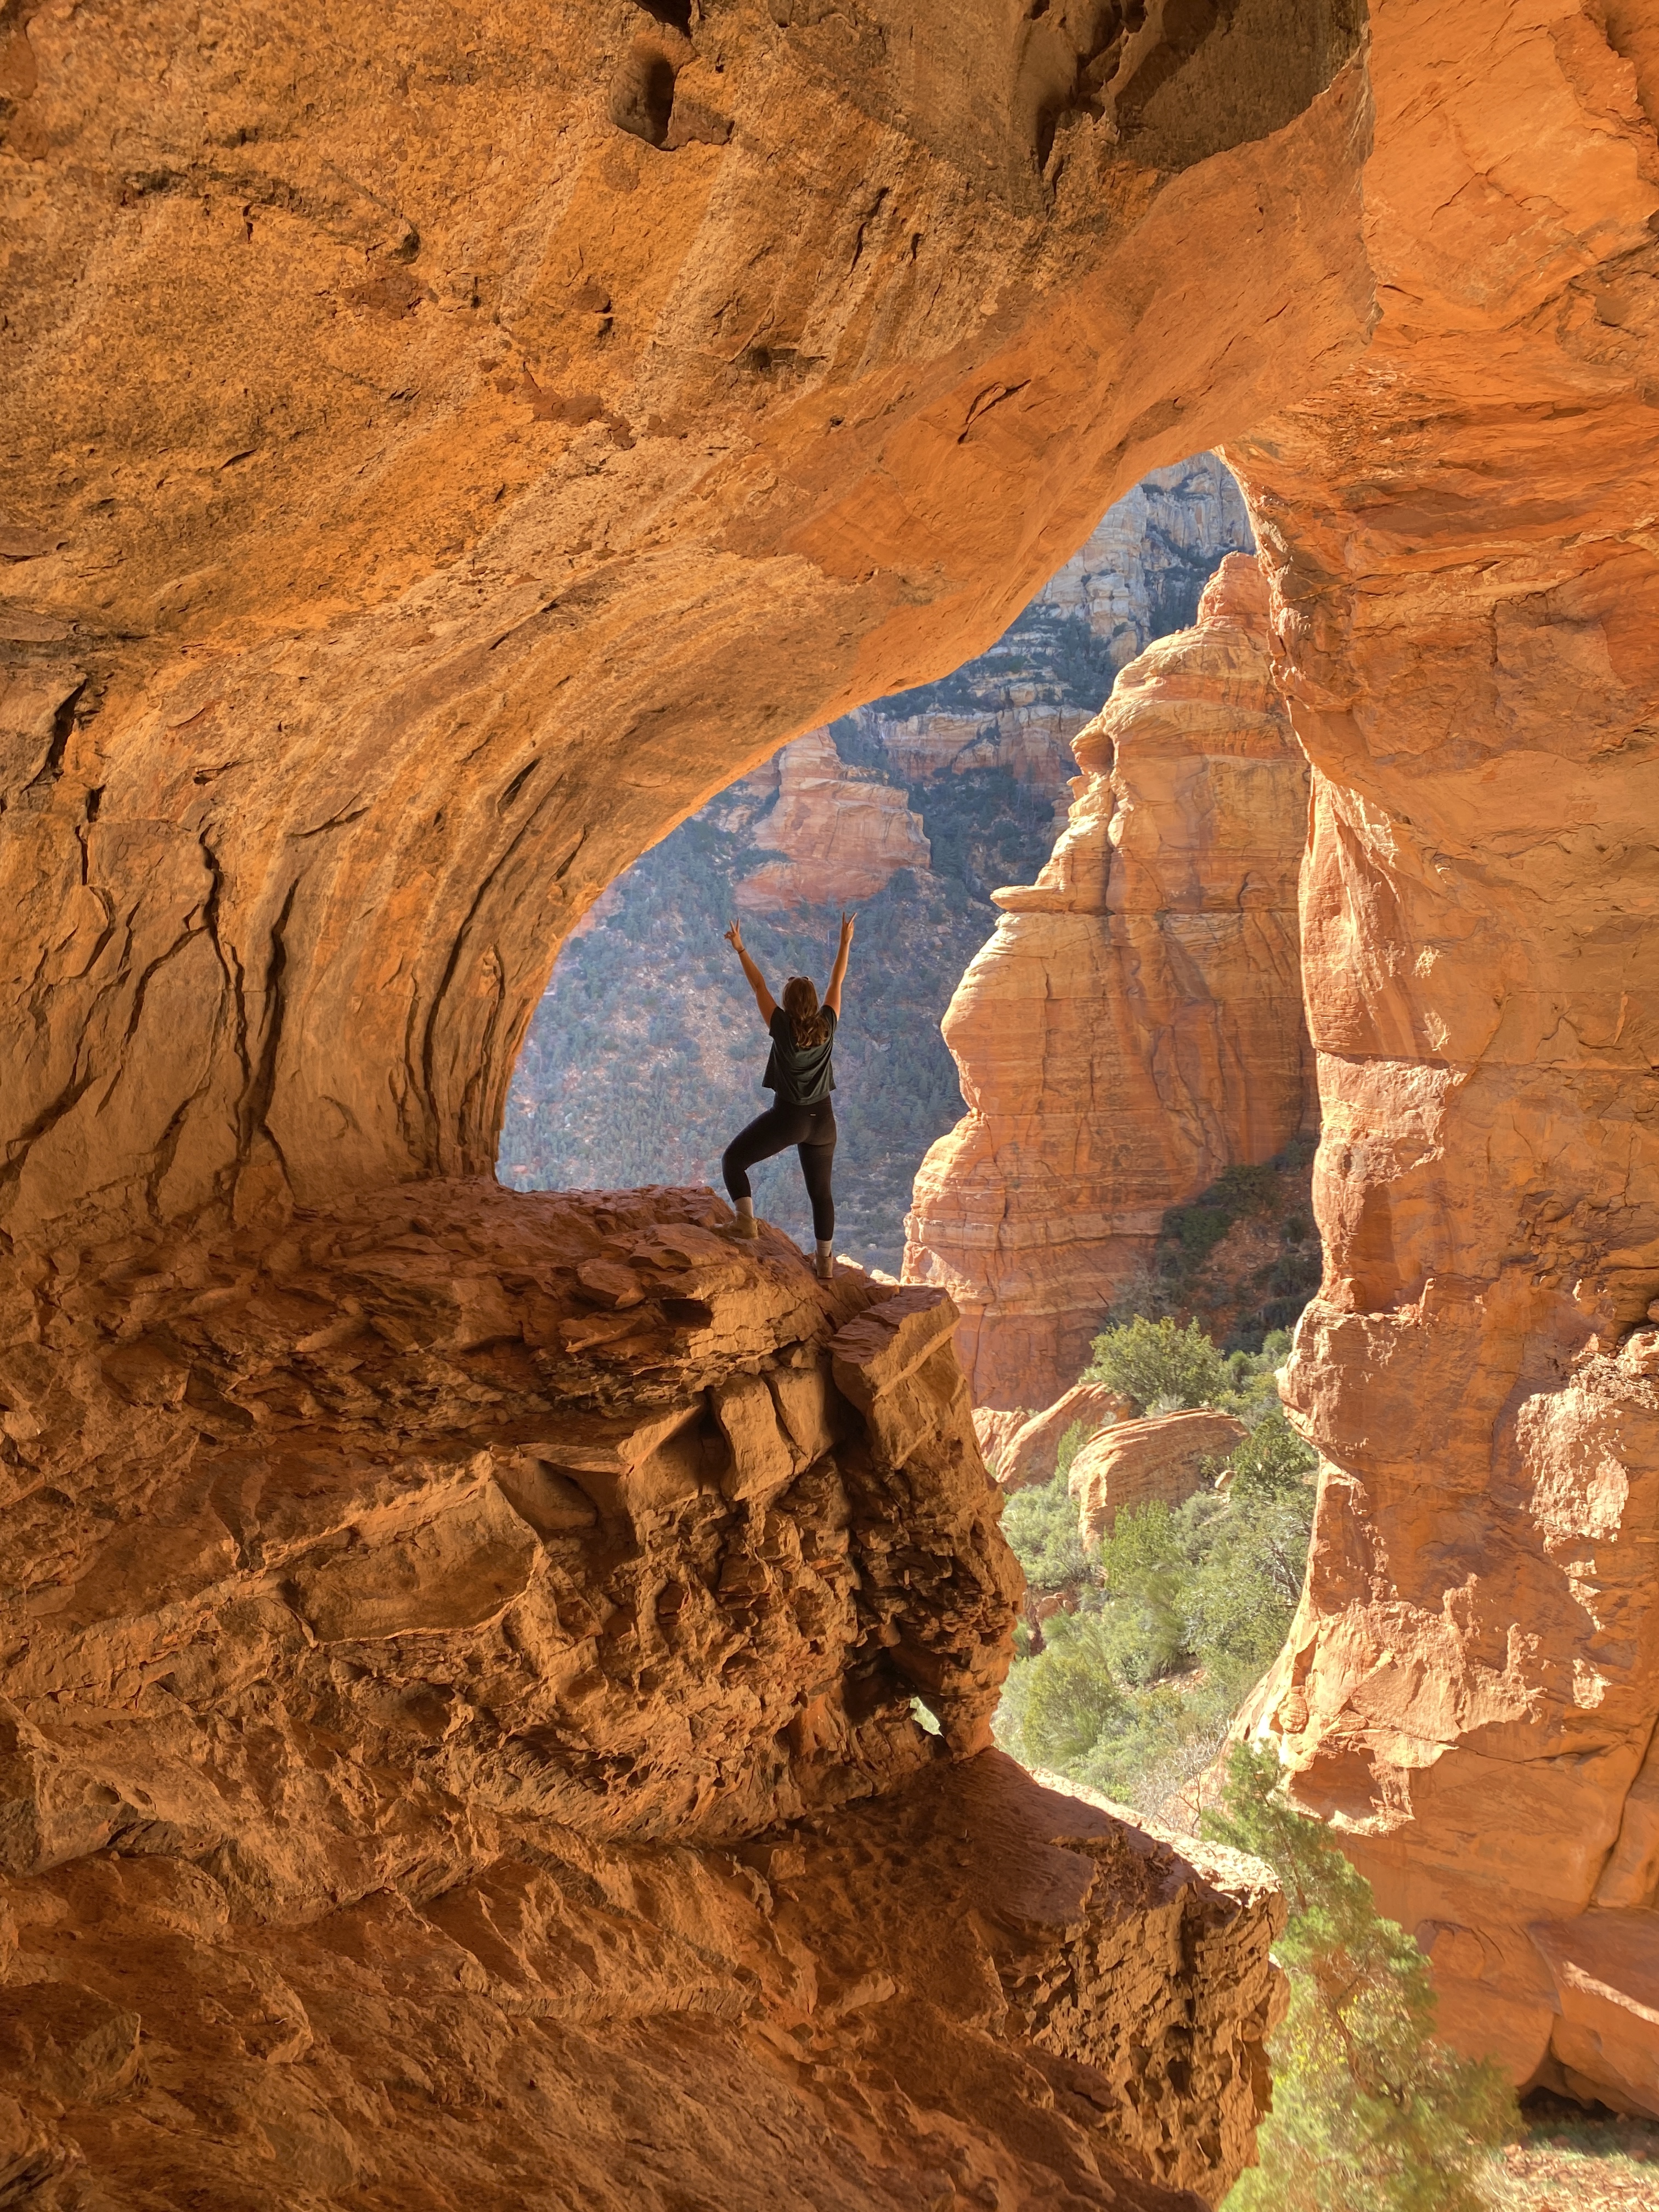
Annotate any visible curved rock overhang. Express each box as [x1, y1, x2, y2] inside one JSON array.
[[0, 0, 1370, 1242]]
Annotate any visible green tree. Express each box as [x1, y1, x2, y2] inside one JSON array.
[[1206, 1747, 1515, 2212], [1096, 1499, 1190, 1684], [994, 1406, 1317, 1812], [1087, 1314, 1231, 1413], [1183, 1411, 1317, 1680]]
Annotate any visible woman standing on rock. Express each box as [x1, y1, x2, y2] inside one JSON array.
[[720, 911, 854, 1281]]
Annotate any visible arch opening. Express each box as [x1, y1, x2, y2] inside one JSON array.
[[499, 452, 1259, 1280]]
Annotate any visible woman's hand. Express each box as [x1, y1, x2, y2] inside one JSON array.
[[724, 921, 744, 952], [838, 909, 856, 946]]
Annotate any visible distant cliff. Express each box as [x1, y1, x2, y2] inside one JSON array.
[[904, 555, 1317, 1407], [501, 457, 1253, 1273]]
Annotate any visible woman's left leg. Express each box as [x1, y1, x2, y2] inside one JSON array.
[[797, 1102, 837, 1275]]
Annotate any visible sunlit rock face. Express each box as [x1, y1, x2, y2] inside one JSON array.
[[905, 555, 1315, 1409], [1220, 1, 1659, 2117], [1070, 1409, 1246, 1547], [732, 727, 932, 911], [980, 1380, 1134, 1492]]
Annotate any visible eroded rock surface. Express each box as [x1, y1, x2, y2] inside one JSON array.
[[0, 0, 1369, 1251], [0, 1182, 1283, 2206], [905, 555, 1316, 1408], [733, 729, 931, 913], [983, 1381, 1134, 1494], [1222, 0, 1659, 2119], [1070, 1410, 1245, 1549]]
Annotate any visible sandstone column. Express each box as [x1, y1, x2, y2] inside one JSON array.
[[1227, 0, 1659, 2114], [905, 554, 1314, 1407]]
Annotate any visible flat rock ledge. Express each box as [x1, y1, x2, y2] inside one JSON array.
[[0, 1180, 1282, 2208]]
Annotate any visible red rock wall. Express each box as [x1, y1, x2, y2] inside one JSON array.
[[1226, 0, 1659, 2118], [904, 555, 1316, 1408], [1071, 1409, 1246, 1547]]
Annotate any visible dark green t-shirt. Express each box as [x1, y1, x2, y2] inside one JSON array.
[[763, 1006, 837, 1104]]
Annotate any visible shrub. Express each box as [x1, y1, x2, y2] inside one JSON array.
[[994, 1400, 1317, 1816], [1000, 1465, 1091, 1594], [1019, 1614, 1124, 1769], [1052, 1418, 1087, 1486], [1206, 1746, 1515, 2212], [1087, 1313, 1231, 1412]]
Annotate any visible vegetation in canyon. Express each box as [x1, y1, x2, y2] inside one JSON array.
[[1207, 1748, 1516, 2212], [994, 1320, 1313, 1813], [995, 1323, 1524, 2211], [1102, 1147, 1323, 1354]]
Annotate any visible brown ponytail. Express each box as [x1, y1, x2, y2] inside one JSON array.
[[782, 974, 828, 1048]]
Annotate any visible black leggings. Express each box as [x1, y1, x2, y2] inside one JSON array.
[[722, 1098, 837, 1240]]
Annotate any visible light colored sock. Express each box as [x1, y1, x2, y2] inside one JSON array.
[[736, 1197, 754, 1220], [815, 1238, 832, 1257]]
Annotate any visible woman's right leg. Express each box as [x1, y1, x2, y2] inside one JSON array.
[[722, 1105, 802, 1223]]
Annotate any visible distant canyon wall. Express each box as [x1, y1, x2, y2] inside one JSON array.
[[730, 727, 932, 913], [905, 555, 1316, 1408], [848, 452, 1254, 801]]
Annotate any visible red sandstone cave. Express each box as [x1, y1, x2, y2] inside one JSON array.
[[1, 0, 1657, 2199]]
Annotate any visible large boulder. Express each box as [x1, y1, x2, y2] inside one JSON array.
[[1070, 1408, 1246, 1546], [992, 1378, 1136, 1492], [0, 1180, 1286, 2204]]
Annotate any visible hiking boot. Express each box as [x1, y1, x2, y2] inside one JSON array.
[[814, 1250, 834, 1281], [731, 1213, 760, 1240]]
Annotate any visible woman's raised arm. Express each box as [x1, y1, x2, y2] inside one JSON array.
[[725, 921, 776, 1024], [824, 910, 855, 1016]]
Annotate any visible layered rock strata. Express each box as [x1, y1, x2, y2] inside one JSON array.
[[733, 728, 931, 913], [853, 453, 1255, 800], [984, 1381, 1134, 1494], [0, 1180, 1283, 2205], [972, 1406, 1036, 1475], [1221, 0, 1659, 2119], [905, 555, 1316, 1409], [1070, 1411, 1246, 1549]]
